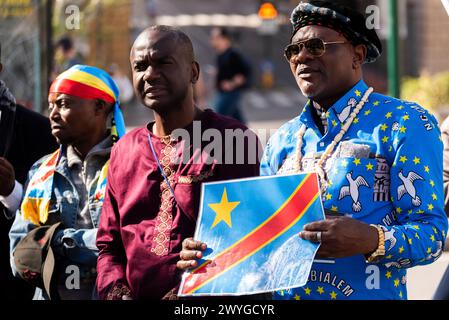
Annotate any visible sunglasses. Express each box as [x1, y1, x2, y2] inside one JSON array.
[[284, 38, 347, 62]]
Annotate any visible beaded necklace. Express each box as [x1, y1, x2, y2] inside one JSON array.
[[293, 87, 374, 194]]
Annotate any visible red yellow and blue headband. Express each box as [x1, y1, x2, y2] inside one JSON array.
[[49, 64, 126, 140]]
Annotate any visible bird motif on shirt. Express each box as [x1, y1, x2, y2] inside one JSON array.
[[381, 226, 397, 251], [425, 241, 443, 261], [338, 172, 370, 212], [337, 98, 357, 123], [397, 170, 424, 206]]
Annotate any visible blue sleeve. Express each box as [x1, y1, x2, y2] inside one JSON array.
[[379, 107, 448, 268]]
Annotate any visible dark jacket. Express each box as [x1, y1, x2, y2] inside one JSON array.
[[0, 82, 57, 300]]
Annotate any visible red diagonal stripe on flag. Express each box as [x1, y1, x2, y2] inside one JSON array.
[[29, 150, 60, 187], [181, 173, 319, 294]]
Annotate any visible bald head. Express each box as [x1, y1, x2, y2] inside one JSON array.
[[131, 25, 195, 63]]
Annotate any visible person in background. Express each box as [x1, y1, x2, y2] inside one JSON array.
[[0, 42, 57, 300], [210, 27, 251, 123]]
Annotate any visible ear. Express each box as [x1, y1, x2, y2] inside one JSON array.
[[353, 44, 367, 69], [191, 61, 200, 84]]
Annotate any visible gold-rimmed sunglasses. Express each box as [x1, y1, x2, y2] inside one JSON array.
[[284, 38, 347, 62]]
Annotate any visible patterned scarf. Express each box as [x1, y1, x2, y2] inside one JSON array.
[[21, 65, 125, 225]]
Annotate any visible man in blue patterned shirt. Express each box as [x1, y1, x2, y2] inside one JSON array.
[[178, 0, 448, 300], [259, 0, 448, 300]]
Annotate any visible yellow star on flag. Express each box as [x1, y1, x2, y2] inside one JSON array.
[[373, 101, 380, 106], [399, 246, 404, 254], [317, 287, 324, 295], [380, 123, 388, 131], [331, 206, 338, 212], [294, 294, 301, 300], [399, 126, 407, 134], [332, 119, 338, 127], [413, 157, 420, 165], [355, 90, 361, 97], [304, 287, 311, 295], [430, 235, 435, 242], [399, 156, 407, 163], [428, 204, 434, 211], [353, 158, 361, 166], [397, 105, 404, 110], [366, 163, 374, 171], [427, 247, 432, 254], [386, 271, 392, 279], [432, 193, 437, 201], [330, 291, 338, 300], [430, 180, 435, 187], [364, 110, 372, 116], [353, 117, 360, 124], [403, 114, 410, 121], [385, 112, 393, 119], [424, 166, 430, 173], [326, 193, 332, 201], [209, 188, 240, 228], [396, 207, 403, 214]]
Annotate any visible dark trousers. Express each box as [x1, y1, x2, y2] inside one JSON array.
[[215, 91, 245, 124], [434, 264, 449, 300]]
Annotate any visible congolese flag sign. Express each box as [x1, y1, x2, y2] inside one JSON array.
[[178, 173, 325, 296]]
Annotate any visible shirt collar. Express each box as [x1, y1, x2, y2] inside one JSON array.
[[299, 79, 369, 128], [66, 134, 113, 169]]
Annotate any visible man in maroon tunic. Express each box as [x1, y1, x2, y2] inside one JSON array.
[[96, 26, 261, 300]]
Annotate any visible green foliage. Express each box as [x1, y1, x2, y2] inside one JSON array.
[[401, 72, 449, 111]]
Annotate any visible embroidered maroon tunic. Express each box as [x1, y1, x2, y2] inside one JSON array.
[[96, 110, 260, 299]]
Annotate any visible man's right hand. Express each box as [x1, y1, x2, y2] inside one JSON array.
[[0, 157, 15, 196], [176, 238, 207, 271]]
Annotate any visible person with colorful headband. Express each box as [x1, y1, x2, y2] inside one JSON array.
[[179, 0, 448, 300], [9, 64, 126, 300]]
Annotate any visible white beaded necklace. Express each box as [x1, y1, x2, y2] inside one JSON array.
[[293, 87, 374, 193]]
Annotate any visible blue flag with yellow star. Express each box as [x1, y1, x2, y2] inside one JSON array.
[[179, 173, 325, 296]]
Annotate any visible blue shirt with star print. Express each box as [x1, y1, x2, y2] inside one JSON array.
[[260, 79, 448, 300]]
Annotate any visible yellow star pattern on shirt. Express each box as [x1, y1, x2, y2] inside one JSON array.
[[424, 166, 430, 173], [415, 233, 420, 240], [427, 247, 432, 254], [353, 158, 361, 166], [394, 279, 400, 287], [386, 271, 392, 279], [413, 157, 421, 165], [403, 114, 410, 121], [331, 206, 338, 212], [408, 238, 413, 245], [332, 119, 338, 127], [317, 287, 324, 295], [355, 90, 362, 97], [430, 180, 435, 187], [396, 207, 403, 214], [326, 193, 332, 201], [432, 193, 438, 201], [209, 188, 240, 228], [382, 136, 389, 143], [330, 291, 338, 300], [428, 204, 434, 211], [408, 209, 413, 215], [373, 101, 380, 106], [304, 287, 311, 295], [417, 209, 425, 214], [399, 246, 404, 254], [385, 112, 393, 119], [397, 105, 404, 110], [430, 235, 435, 242], [399, 126, 407, 134], [380, 123, 388, 131], [399, 156, 408, 163], [386, 255, 393, 259], [364, 110, 372, 116], [366, 163, 374, 170], [433, 227, 438, 234], [353, 117, 360, 124], [399, 291, 403, 299], [294, 294, 300, 300]]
